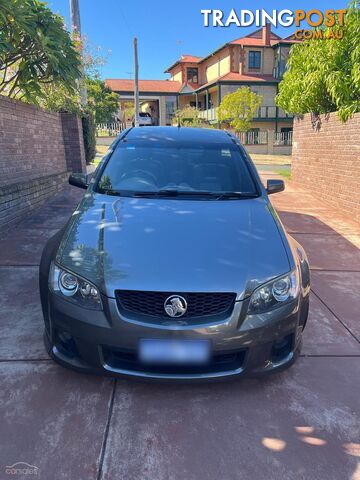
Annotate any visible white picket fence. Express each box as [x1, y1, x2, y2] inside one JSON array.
[[96, 122, 127, 137]]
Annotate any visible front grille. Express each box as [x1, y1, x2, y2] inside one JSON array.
[[115, 290, 236, 319], [102, 346, 246, 376]]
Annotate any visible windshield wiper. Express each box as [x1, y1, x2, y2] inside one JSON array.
[[108, 189, 259, 199], [97, 189, 214, 198], [132, 189, 179, 197], [131, 189, 217, 198], [215, 192, 259, 200]]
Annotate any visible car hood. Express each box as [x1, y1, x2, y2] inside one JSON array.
[[57, 192, 290, 300]]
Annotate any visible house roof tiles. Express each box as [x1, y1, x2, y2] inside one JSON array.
[[105, 79, 182, 93]]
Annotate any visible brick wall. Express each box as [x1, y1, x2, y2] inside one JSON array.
[[0, 173, 69, 233], [0, 95, 86, 233], [292, 113, 360, 223]]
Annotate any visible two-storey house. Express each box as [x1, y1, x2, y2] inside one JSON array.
[[105, 25, 298, 153]]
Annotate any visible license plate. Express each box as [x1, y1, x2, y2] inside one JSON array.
[[139, 339, 210, 365]]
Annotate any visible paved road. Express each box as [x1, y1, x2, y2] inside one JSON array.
[[0, 175, 359, 480]]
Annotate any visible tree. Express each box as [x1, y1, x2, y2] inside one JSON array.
[[86, 78, 119, 123], [218, 87, 262, 132], [40, 82, 82, 114], [276, 3, 360, 122], [0, 0, 81, 101]]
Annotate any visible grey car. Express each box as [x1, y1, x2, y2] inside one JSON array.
[[40, 127, 310, 380]]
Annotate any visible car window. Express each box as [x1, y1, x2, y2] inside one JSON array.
[[139, 112, 150, 117], [95, 141, 257, 196]]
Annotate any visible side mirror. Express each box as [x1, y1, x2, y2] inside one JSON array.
[[266, 179, 285, 195], [69, 173, 88, 190]]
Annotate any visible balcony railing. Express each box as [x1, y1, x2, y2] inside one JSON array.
[[198, 108, 218, 122], [197, 107, 293, 122], [256, 106, 293, 119]]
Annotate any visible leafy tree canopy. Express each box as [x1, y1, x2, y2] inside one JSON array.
[[218, 87, 262, 132], [276, 3, 360, 122], [86, 78, 119, 123], [0, 0, 81, 101]]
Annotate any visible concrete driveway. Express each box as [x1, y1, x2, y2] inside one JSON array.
[[0, 172, 359, 480]]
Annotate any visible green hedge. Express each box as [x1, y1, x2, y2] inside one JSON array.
[[82, 114, 96, 165]]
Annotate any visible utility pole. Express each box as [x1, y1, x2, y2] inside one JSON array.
[[70, 0, 87, 106], [133, 37, 139, 127]]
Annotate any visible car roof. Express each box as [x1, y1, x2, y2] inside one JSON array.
[[125, 126, 234, 145]]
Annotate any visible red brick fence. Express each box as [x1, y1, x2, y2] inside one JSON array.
[[292, 113, 360, 223], [0, 96, 86, 233]]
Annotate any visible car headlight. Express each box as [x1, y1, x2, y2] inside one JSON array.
[[49, 263, 102, 310], [248, 269, 299, 314]]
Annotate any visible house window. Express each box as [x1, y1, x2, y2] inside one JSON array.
[[187, 67, 198, 83], [248, 51, 261, 70]]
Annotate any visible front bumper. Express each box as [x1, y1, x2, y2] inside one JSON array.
[[44, 293, 305, 380]]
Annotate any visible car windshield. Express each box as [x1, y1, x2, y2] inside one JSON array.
[[95, 140, 258, 198]]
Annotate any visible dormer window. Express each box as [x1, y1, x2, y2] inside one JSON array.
[[248, 51, 261, 70], [187, 67, 198, 83]]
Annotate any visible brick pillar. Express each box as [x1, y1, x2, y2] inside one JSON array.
[[60, 113, 86, 173]]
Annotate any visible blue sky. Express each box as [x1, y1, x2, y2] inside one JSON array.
[[48, 0, 349, 80]]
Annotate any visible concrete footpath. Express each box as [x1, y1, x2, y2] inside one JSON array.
[[0, 171, 359, 480]]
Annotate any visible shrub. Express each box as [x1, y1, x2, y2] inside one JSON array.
[[81, 113, 96, 164]]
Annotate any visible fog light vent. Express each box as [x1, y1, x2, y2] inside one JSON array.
[[271, 334, 293, 363], [56, 330, 79, 359]]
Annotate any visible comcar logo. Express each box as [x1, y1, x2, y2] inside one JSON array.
[[164, 295, 187, 317], [5, 462, 39, 475]]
